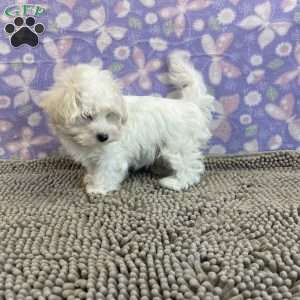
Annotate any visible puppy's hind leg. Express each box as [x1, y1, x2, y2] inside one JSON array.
[[159, 148, 205, 191]]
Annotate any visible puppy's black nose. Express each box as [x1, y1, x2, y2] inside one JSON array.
[[96, 133, 109, 142]]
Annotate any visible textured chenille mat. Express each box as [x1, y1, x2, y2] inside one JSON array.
[[1, 152, 300, 300]]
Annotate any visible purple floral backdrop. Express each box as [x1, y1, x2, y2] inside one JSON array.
[[0, 0, 299, 159]]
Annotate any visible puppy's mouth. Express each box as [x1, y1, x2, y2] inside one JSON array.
[[72, 135, 115, 147], [58, 126, 120, 147]]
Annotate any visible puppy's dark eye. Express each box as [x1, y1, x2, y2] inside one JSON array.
[[82, 113, 93, 121], [106, 112, 120, 122]]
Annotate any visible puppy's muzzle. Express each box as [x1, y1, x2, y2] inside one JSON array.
[[96, 133, 109, 143]]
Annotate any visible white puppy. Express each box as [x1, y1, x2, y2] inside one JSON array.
[[41, 53, 214, 194]]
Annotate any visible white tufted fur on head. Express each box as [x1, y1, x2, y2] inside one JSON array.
[[41, 64, 127, 147]]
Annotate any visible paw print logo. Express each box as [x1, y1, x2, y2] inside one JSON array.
[[4, 17, 45, 48]]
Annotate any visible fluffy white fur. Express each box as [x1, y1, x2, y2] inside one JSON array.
[[41, 53, 215, 194]]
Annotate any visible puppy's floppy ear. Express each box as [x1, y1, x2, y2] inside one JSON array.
[[114, 84, 127, 125], [119, 95, 128, 124], [99, 70, 128, 124], [40, 87, 81, 125], [99, 69, 114, 79]]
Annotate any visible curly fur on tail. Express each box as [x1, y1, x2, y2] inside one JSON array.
[[168, 52, 215, 122]]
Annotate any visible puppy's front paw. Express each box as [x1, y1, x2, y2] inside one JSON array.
[[159, 177, 183, 191], [83, 174, 93, 185], [86, 184, 108, 195], [86, 183, 120, 195]]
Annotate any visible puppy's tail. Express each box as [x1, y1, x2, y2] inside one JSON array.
[[168, 52, 214, 120]]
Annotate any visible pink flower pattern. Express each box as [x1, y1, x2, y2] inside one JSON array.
[[201, 33, 241, 85], [6, 127, 53, 160], [160, 0, 211, 37], [275, 43, 300, 85], [121, 47, 162, 90]]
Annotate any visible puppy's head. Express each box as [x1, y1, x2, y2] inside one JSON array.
[[41, 64, 127, 147]]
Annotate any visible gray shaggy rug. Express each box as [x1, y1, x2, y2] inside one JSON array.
[[1, 151, 300, 300]]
